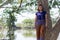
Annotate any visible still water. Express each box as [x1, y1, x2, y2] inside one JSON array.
[[14, 29, 60, 40], [1, 29, 60, 40], [15, 29, 36, 40]]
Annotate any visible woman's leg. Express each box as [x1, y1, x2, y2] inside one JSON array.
[[40, 25, 45, 40], [36, 25, 41, 40]]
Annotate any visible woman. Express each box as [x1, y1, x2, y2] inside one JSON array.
[[35, 4, 47, 40]]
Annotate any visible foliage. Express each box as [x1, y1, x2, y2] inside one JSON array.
[[0, 0, 2, 3], [1, 0, 32, 39], [3, 6, 17, 40], [49, 0, 60, 8], [22, 19, 34, 24], [0, 33, 4, 38], [22, 19, 34, 27]]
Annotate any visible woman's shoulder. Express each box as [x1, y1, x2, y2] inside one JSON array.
[[35, 11, 39, 15]]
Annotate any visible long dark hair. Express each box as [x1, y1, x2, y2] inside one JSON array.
[[37, 4, 44, 11]]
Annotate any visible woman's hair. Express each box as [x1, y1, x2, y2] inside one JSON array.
[[37, 4, 44, 11]]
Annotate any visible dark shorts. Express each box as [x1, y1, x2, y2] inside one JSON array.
[[35, 20, 46, 27]]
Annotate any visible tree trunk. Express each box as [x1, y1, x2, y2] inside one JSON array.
[[50, 19, 60, 40], [37, 0, 60, 40]]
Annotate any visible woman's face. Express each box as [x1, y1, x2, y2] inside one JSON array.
[[38, 6, 43, 11]]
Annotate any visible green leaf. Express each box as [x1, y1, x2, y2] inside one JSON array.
[[8, 0, 13, 3], [0, 0, 2, 3], [52, 1, 58, 7]]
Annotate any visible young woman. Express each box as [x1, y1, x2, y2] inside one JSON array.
[[35, 4, 47, 40]]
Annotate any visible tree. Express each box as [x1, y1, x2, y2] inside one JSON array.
[[2, 0, 23, 40], [37, 0, 60, 40]]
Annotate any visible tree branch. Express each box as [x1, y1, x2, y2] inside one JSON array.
[[52, 19, 60, 32], [19, 0, 23, 7], [50, 19, 60, 40], [0, 0, 9, 8]]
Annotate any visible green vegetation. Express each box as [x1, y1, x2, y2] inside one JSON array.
[[16, 18, 35, 30]]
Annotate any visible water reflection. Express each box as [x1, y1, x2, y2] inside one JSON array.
[[15, 29, 36, 40]]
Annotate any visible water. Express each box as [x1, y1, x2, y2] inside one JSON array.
[[15, 30, 36, 40], [14, 30, 60, 40], [1, 29, 60, 40]]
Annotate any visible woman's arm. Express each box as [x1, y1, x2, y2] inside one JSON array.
[[34, 15, 37, 28], [35, 15, 37, 23]]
